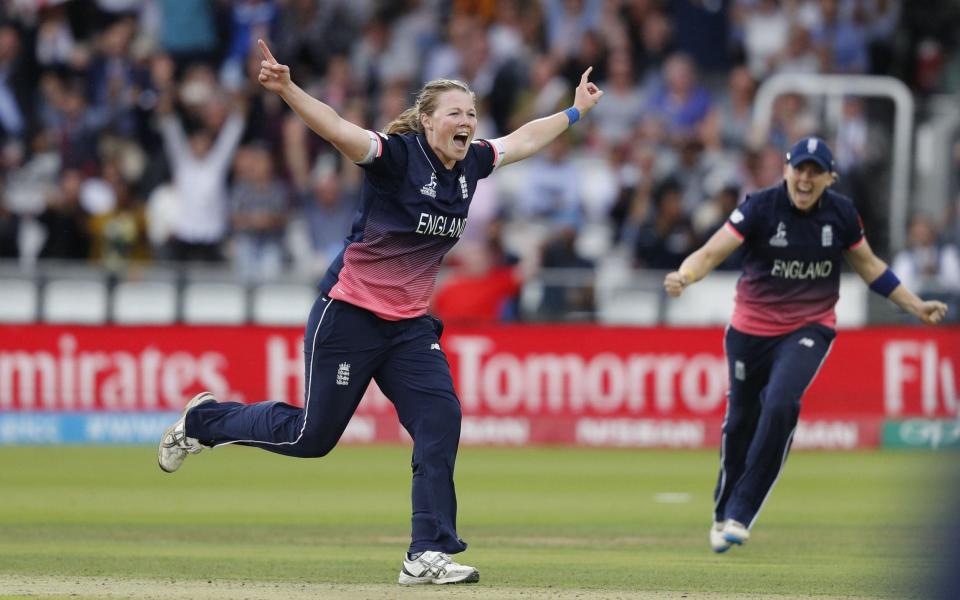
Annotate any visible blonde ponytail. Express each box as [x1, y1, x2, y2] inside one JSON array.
[[385, 107, 421, 135]]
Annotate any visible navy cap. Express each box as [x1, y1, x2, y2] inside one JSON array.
[[785, 137, 834, 172]]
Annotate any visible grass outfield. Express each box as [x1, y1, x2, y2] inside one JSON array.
[[0, 445, 953, 599]]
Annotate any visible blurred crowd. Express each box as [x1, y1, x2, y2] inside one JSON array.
[[0, 0, 958, 322]]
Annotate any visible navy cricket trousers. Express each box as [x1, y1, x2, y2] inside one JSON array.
[[185, 296, 467, 555], [714, 323, 835, 528]]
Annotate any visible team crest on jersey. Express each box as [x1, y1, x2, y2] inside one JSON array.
[[821, 225, 833, 247], [458, 173, 468, 199], [336, 362, 350, 386], [769, 221, 788, 247], [420, 172, 438, 198]]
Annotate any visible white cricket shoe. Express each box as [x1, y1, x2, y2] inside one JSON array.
[[157, 392, 217, 473], [710, 521, 732, 553], [398, 551, 479, 585], [722, 519, 750, 546]]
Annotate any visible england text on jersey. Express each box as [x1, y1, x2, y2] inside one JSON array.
[[770, 259, 833, 280], [415, 213, 467, 238]]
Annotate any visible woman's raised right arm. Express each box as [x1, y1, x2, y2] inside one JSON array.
[[257, 39, 372, 163]]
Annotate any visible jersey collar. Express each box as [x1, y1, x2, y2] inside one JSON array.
[[416, 133, 459, 173]]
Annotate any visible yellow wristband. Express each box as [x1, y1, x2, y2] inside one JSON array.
[[679, 268, 696, 283]]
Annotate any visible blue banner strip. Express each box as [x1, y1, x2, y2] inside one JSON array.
[[0, 412, 180, 445]]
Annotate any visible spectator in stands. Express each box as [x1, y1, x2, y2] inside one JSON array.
[[507, 54, 568, 132], [155, 59, 245, 263], [892, 213, 960, 320], [88, 160, 150, 272], [711, 65, 756, 151], [0, 189, 19, 259], [736, 0, 789, 79], [590, 49, 645, 147], [691, 182, 743, 271], [609, 142, 657, 247], [559, 28, 608, 92], [763, 92, 817, 150], [809, 0, 870, 73], [629, 7, 674, 92], [287, 166, 358, 279], [156, 0, 221, 70], [38, 168, 91, 260], [538, 212, 595, 320], [432, 222, 523, 324], [634, 176, 696, 270], [644, 52, 712, 143], [39, 74, 105, 173], [34, 4, 82, 71], [518, 134, 582, 219], [86, 15, 147, 138], [0, 21, 34, 149], [771, 24, 821, 75], [2, 129, 61, 218], [229, 142, 290, 283], [220, 0, 279, 91], [543, 0, 603, 61]]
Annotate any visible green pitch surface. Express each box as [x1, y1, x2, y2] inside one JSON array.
[[0, 446, 953, 599]]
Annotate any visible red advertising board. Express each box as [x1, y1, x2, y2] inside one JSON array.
[[1, 324, 957, 448]]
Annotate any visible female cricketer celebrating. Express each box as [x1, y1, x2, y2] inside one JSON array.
[[664, 137, 948, 553], [158, 39, 603, 585]]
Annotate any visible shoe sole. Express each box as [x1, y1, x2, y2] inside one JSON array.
[[722, 533, 747, 545], [157, 392, 217, 473], [398, 570, 479, 585]]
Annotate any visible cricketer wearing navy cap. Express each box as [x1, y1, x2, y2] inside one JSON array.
[[664, 137, 948, 554], [157, 39, 604, 586], [786, 136, 835, 173]]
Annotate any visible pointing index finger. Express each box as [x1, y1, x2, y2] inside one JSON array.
[[258, 39, 277, 64], [580, 66, 593, 85]]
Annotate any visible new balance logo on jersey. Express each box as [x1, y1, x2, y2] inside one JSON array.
[[735, 360, 746, 381], [430, 343, 441, 350], [420, 172, 438, 198], [769, 221, 788, 247], [336, 363, 351, 386], [771, 259, 833, 279], [799, 338, 815, 348]]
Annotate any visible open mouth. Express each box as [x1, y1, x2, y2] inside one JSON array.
[[453, 132, 470, 150]]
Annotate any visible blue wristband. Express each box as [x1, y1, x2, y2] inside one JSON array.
[[564, 106, 580, 126], [869, 268, 901, 297]]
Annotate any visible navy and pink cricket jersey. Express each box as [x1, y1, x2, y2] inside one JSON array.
[[320, 131, 503, 320], [723, 182, 865, 335]]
